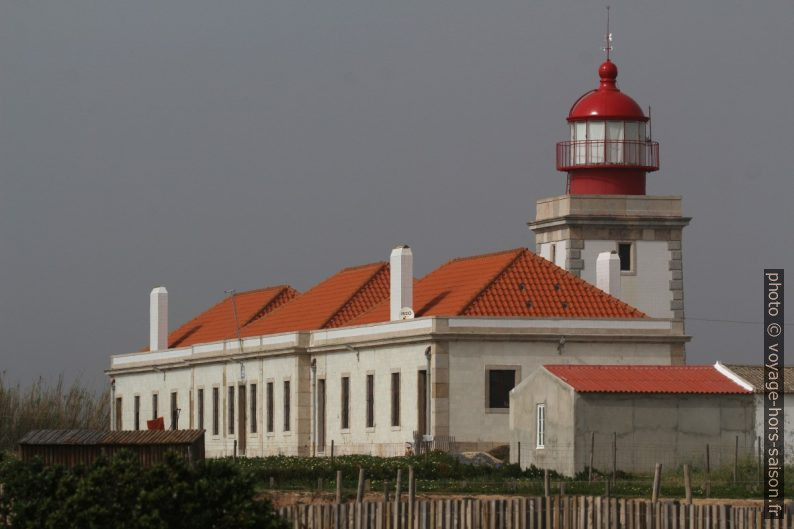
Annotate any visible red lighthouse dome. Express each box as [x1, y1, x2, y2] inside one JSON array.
[[557, 59, 659, 195]]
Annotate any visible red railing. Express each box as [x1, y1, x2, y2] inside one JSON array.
[[556, 140, 659, 171]]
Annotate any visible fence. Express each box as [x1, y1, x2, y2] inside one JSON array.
[[277, 495, 793, 529]]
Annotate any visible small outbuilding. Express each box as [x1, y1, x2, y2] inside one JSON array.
[[509, 365, 754, 476], [19, 429, 205, 468], [720, 363, 794, 463]]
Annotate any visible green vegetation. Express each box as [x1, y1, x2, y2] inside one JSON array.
[[234, 451, 555, 483], [0, 373, 109, 453], [0, 451, 288, 529], [238, 453, 794, 499]]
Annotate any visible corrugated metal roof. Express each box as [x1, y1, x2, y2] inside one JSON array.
[[544, 365, 752, 394], [19, 429, 204, 446], [722, 364, 794, 394]]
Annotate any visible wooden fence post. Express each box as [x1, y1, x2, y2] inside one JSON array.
[[544, 469, 550, 497], [336, 470, 342, 504], [356, 467, 365, 503], [269, 476, 274, 489], [589, 432, 595, 482], [651, 463, 662, 503], [683, 464, 692, 504], [612, 432, 617, 482], [705, 444, 711, 498], [733, 435, 739, 484], [408, 466, 415, 529], [395, 468, 403, 529]]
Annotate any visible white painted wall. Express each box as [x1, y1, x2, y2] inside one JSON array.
[[538, 240, 568, 269], [580, 240, 672, 319], [112, 317, 681, 458], [312, 343, 428, 457], [114, 354, 307, 458]]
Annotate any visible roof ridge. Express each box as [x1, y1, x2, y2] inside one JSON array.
[[320, 263, 389, 329], [241, 286, 298, 327], [340, 261, 388, 272], [522, 250, 648, 318], [444, 247, 527, 265], [459, 248, 527, 316]]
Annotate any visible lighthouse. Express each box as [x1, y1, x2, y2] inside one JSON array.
[[530, 45, 690, 347]]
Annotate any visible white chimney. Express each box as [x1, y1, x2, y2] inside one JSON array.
[[390, 245, 413, 321], [149, 286, 168, 351], [596, 251, 621, 298]]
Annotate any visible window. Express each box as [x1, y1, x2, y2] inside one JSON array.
[[536, 403, 546, 448], [212, 387, 219, 436], [317, 379, 326, 450], [115, 397, 122, 431], [266, 382, 274, 433], [170, 392, 178, 430], [197, 389, 204, 431], [250, 384, 257, 434], [152, 393, 158, 420], [341, 376, 350, 430], [488, 369, 516, 409], [134, 396, 140, 431], [228, 386, 235, 434], [391, 372, 401, 427], [618, 242, 632, 272], [549, 243, 556, 265], [366, 374, 375, 428], [417, 370, 427, 436], [283, 381, 291, 431]]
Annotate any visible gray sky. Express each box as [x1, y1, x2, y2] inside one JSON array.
[[1, 0, 792, 387]]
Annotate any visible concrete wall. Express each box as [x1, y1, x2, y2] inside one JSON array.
[[580, 240, 672, 320], [573, 393, 755, 475], [752, 394, 794, 465], [511, 369, 755, 476], [509, 368, 576, 475], [447, 339, 675, 451]]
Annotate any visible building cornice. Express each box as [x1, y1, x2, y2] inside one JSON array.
[[107, 316, 684, 376]]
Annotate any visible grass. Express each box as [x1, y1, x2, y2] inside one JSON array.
[[0, 372, 109, 452]]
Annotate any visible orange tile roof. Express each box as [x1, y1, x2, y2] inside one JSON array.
[[349, 248, 645, 325], [241, 262, 390, 336], [157, 286, 298, 349], [544, 365, 751, 394]]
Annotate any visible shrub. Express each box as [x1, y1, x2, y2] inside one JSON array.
[[0, 451, 288, 529]]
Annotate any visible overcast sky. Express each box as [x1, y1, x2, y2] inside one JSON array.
[[1, 0, 792, 387]]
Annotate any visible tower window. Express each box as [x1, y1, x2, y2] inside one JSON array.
[[617, 243, 633, 272]]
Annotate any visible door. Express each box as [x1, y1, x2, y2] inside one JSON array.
[[238, 384, 247, 455]]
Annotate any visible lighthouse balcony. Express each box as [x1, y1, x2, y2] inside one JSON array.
[[556, 140, 659, 171]]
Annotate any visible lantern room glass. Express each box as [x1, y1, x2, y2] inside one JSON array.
[[568, 120, 646, 166]]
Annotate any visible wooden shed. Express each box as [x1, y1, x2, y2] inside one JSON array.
[[18, 429, 205, 467]]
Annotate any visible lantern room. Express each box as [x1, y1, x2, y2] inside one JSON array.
[[556, 60, 659, 195]]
